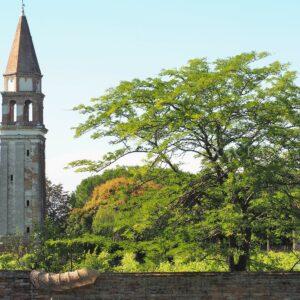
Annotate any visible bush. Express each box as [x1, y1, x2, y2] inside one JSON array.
[[250, 251, 300, 271], [76, 251, 110, 271], [71, 167, 133, 208], [0, 254, 26, 270], [115, 252, 140, 272]]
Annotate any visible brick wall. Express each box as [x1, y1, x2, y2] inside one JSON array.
[[0, 271, 300, 299], [0, 271, 32, 300]]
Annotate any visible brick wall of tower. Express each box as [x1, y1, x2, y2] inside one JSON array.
[[0, 141, 8, 236], [25, 136, 46, 231], [0, 134, 45, 236]]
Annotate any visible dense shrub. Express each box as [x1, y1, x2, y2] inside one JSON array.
[[67, 176, 163, 237], [70, 167, 134, 208]]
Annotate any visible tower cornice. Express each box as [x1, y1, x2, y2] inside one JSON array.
[[0, 126, 48, 136], [4, 72, 43, 78], [1, 91, 45, 98]]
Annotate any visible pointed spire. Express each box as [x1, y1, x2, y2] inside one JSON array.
[[22, 0, 25, 16], [5, 15, 41, 76]]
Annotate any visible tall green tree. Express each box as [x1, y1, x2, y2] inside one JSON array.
[[70, 52, 300, 271], [45, 180, 72, 234]]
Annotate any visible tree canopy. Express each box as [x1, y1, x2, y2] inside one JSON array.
[[71, 52, 299, 173], [70, 52, 300, 271]]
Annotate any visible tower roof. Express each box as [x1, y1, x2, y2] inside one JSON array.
[[5, 15, 41, 76]]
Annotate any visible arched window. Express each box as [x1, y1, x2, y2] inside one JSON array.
[[24, 100, 33, 122], [9, 101, 17, 123]]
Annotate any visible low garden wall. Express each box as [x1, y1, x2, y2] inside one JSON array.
[[0, 271, 299, 299]]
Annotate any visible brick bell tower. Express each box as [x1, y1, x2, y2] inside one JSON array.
[[0, 10, 47, 237]]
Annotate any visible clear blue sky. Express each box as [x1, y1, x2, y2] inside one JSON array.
[[0, 0, 299, 191]]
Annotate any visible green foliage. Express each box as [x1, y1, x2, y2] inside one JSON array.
[[0, 252, 36, 271], [1, 226, 299, 272], [67, 167, 192, 238], [115, 252, 141, 272], [71, 167, 132, 208], [71, 166, 191, 208], [70, 52, 299, 175], [251, 251, 300, 271], [2, 248, 298, 273], [69, 52, 300, 271], [2, 54, 299, 273], [75, 251, 110, 272], [155, 256, 227, 272], [45, 179, 72, 237], [0, 254, 21, 270]]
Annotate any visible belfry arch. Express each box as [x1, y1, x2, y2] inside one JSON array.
[[9, 100, 17, 123], [24, 100, 33, 122]]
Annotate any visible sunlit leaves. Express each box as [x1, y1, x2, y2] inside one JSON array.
[[68, 52, 300, 271]]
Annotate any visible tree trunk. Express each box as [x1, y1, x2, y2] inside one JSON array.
[[229, 254, 249, 272], [267, 236, 270, 252], [228, 228, 251, 272], [292, 230, 298, 251]]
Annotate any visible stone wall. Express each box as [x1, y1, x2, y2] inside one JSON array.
[[0, 134, 46, 237], [0, 271, 32, 300], [0, 271, 300, 299]]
